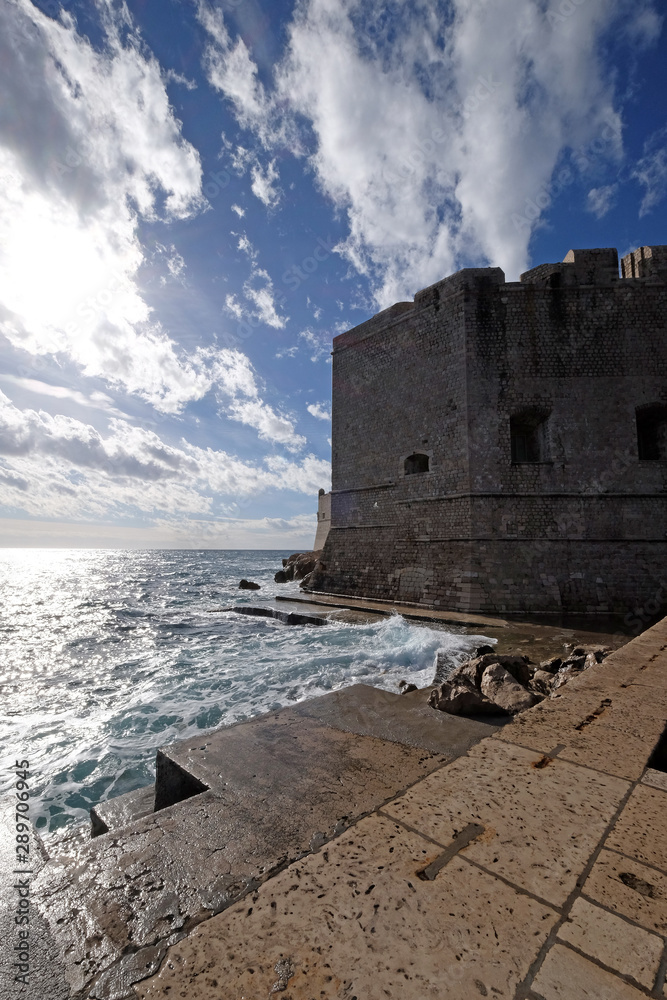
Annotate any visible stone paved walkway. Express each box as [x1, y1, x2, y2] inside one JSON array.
[[134, 617, 667, 1000]]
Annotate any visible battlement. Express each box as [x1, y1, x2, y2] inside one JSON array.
[[621, 244, 667, 281]]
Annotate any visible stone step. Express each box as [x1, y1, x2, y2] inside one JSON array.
[[33, 683, 502, 999], [90, 784, 156, 837]]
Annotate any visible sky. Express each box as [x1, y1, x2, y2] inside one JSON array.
[[0, 0, 665, 549]]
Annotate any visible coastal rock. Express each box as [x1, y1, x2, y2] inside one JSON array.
[[480, 663, 541, 714], [239, 579, 261, 590], [274, 550, 323, 584], [475, 644, 495, 657], [301, 559, 325, 589], [428, 678, 499, 716], [530, 669, 556, 696], [430, 640, 613, 717], [495, 655, 535, 687], [539, 656, 563, 673], [398, 681, 418, 695]]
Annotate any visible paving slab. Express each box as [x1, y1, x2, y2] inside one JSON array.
[[492, 688, 618, 755], [643, 768, 667, 793], [605, 783, 667, 873], [33, 686, 504, 999], [532, 943, 650, 999], [581, 848, 667, 935], [555, 709, 665, 781], [134, 812, 559, 1000], [382, 739, 630, 906], [556, 897, 663, 989]]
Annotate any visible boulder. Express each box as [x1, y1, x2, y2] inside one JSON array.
[[276, 550, 323, 584], [480, 663, 541, 714], [434, 651, 533, 688], [238, 579, 261, 590], [495, 655, 535, 687], [300, 559, 325, 589], [398, 681, 418, 695], [475, 644, 495, 657], [530, 670, 556, 696], [539, 656, 563, 673], [428, 679, 500, 716]]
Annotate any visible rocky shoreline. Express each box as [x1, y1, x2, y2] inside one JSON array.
[[429, 644, 611, 716]]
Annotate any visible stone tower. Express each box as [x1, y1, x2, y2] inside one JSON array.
[[309, 245, 667, 615]]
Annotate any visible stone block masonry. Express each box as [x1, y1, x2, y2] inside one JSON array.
[[309, 245, 667, 614]]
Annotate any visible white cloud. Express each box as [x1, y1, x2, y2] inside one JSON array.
[[243, 271, 287, 329], [228, 398, 305, 451], [250, 158, 281, 207], [0, 391, 329, 523], [307, 401, 331, 421], [224, 293, 245, 320], [299, 328, 330, 362], [633, 126, 667, 217], [197, 1, 296, 150], [199, 0, 661, 305], [0, 0, 209, 413], [587, 184, 618, 219], [230, 234, 288, 329], [275, 345, 299, 359], [231, 203, 245, 217], [0, 375, 123, 414], [205, 348, 303, 450]]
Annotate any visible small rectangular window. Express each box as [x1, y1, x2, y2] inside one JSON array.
[[510, 410, 549, 464], [637, 405, 667, 461]]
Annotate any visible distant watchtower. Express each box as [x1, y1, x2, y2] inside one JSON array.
[[309, 245, 667, 615]]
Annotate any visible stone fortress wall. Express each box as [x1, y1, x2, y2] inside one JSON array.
[[309, 245, 667, 614]]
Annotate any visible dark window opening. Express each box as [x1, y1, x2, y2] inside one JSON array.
[[404, 453, 430, 475], [510, 410, 549, 464], [637, 405, 667, 461]]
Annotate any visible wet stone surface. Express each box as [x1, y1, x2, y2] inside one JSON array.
[[33, 685, 498, 999]]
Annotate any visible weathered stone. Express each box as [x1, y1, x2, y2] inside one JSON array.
[[384, 738, 630, 906], [398, 681, 418, 694], [497, 655, 534, 687], [480, 663, 540, 714], [135, 815, 559, 1000], [238, 579, 260, 590], [540, 656, 563, 673], [428, 678, 500, 716], [556, 897, 663, 989], [530, 669, 556, 696], [273, 569, 288, 583], [281, 550, 322, 583], [532, 944, 649, 1000], [582, 848, 667, 935]]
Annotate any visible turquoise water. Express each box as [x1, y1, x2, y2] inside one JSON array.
[[0, 549, 492, 840]]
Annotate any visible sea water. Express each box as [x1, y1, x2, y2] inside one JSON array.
[[0, 548, 493, 841]]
